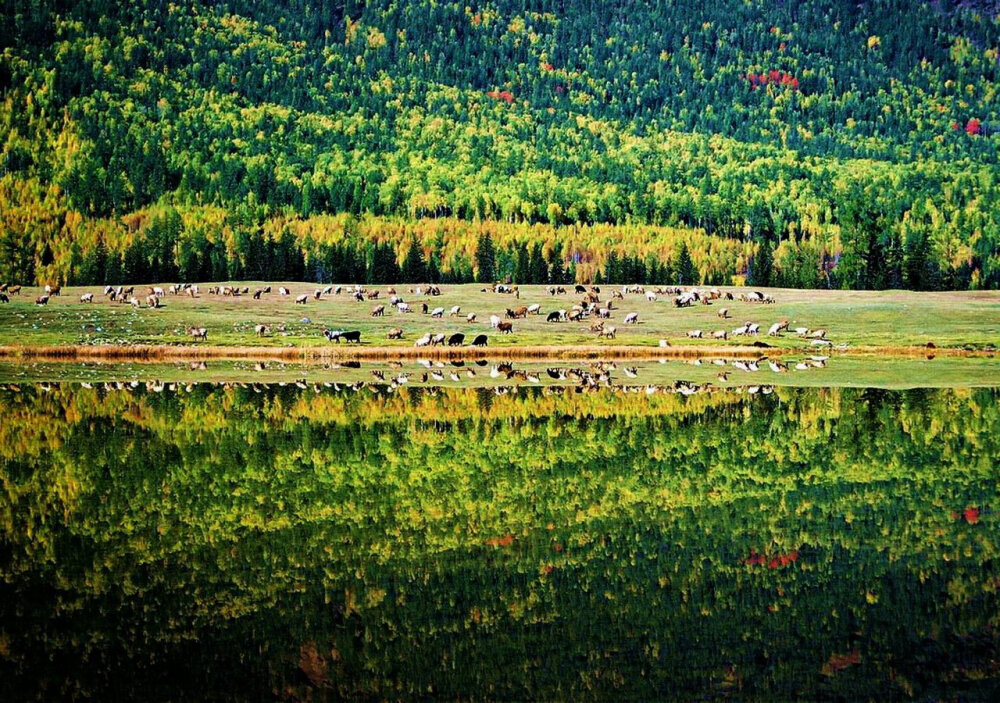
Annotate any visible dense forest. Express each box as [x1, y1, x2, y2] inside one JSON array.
[[1, 1, 1000, 288]]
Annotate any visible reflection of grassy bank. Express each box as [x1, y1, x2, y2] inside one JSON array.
[[0, 386, 997, 699], [1, 355, 999, 388], [1, 284, 999, 352]]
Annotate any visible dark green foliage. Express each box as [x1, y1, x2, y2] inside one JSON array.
[[673, 243, 698, 285], [401, 240, 428, 283], [474, 232, 496, 283]]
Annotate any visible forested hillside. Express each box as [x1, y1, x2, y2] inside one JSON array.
[[2, 0, 1000, 288]]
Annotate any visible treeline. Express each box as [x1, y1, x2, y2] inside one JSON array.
[[1, 200, 985, 290], [1, 1, 999, 289]]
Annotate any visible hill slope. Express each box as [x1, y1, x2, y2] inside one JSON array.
[[2, 1, 1000, 288]]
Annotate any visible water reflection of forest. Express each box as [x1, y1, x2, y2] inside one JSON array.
[[0, 386, 997, 700]]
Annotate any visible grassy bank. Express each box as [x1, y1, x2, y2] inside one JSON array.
[[1, 283, 998, 353]]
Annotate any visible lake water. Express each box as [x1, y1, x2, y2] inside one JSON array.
[[1, 383, 998, 700]]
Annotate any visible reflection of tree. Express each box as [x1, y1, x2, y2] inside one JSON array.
[[0, 386, 998, 699]]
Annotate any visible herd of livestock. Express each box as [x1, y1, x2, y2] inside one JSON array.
[[0, 280, 840, 351]]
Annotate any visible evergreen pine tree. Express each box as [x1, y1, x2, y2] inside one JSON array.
[[674, 243, 698, 285], [474, 232, 496, 283], [401, 240, 428, 282]]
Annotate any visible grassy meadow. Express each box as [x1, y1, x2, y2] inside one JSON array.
[[1, 283, 999, 352]]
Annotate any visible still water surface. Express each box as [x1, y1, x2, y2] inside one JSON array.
[[1, 384, 998, 700]]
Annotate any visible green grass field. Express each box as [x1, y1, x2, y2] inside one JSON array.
[[2, 283, 999, 352]]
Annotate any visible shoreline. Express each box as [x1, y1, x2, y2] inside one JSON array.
[[0, 343, 991, 363]]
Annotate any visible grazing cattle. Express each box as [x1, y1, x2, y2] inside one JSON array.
[[546, 311, 563, 323], [466, 313, 477, 323], [448, 333, 465, 346], [431, 307, 445, 318], [255, 324, 271, 337], [279, 287, 289, 296], [295, 294, 308, 304], [471, 334, 488, 347], [624, 312, 639, 324], [371, 304, 385, 317], [387, 327, 403, 340], [253, 289, 263, 300], [449, 306, 462, 316], [8, 285, 21, 295], [79, 293, 94, 303], [490, 314, 501, 328], [497, 322, 513, 334], [35, 295, 50, 306], [687, 330, 703, 339], [325, 329, 361, 343], [187, 327, 208, 341], [598, 325, 617, 339], [146, 295, 160, 308], [526, 303, 541, 315]]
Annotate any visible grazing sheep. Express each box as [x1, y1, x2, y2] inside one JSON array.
[[414, 334, 432, 347], [686, 330, 703, 339], [449, 305, 462, 316], [35, 295, 50, 306], [546, 311, 563, 322], [387, 327, 403, 339], [371, 304, 385, 317], [497, 322, 513, 334], [398, 302, 412, 313], [146, 294, 160, 308], [187, 327, 208, 341], [255, 324, 270, 337], [431, 307, 445, 318], [645, 291, 657, 302], [470, 334, 488, 347], [718, 308, 729, 319], [466, 313, 477, 323], [526, 303, 541, 315], [599, 325, 617, 339], [295, 294, 308, 304], [0, 293, 7, 303], [712, 330, 728, 340], [431, 333, 447, 346], [624, 312, 639, 324], [448, 333, 465, 346], [279, 287, 290, 296], [79, 293, 94, 303], [490, 314, 501, 328]]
